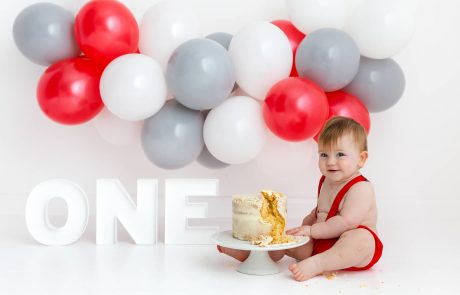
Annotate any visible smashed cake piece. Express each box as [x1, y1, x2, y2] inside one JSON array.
[[250, 235, 273, 247], [232, 190, 292, 245]]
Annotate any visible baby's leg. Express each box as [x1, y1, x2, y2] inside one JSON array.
[[286, 240, 314, 261], [268, 250, 286, 262], [217, 246, 250, 262], [218, 238, 314, 263], [268, 240, 314, 262], [269, 238, 314, 262], [289, 228, 375, 281], [218, 247, 285, 262]]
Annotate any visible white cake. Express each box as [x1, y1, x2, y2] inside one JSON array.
[[232, 190, 291, 245]]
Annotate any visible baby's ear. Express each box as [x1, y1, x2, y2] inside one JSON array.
[[358, 151, 368, 168]]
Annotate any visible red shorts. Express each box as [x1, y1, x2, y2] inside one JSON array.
[[311, 225, 383, 271]]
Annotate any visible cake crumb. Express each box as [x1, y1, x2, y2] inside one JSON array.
[[323, 272, 337, 280], [250, 235, 273, 247]]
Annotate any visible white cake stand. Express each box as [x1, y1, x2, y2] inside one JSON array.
[[212, 230, 309, 275]]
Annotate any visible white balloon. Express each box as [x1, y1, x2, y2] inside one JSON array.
[[94, 108, 142, 146], [228, 22, 292, 100], [287, 0, 350, 34], [346, 0, 417, 59], [139, 1, 201, 72], [100, 54, 167, 121], [203, 96, 268, 164]]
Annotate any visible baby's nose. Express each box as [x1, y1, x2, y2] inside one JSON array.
[[327, 157, 337, 165]]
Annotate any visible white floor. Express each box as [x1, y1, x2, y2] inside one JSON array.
[[1, 199, 459, 295]]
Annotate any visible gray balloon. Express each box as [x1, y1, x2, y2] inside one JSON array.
[[206, 32, 233, 50], [197, 146, 230, 169], [166, 38, 235, 110], [141, 100, 204, 169], [295, 28, 360, 91], [13, 3, 80, 66], [206, 32, 238, 93], [344, 57, 405, 113]]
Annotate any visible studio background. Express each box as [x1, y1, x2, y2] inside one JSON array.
[[1, 0, 459, 238]]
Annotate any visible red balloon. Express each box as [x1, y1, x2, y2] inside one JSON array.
[[313, 90, 371, 141], [271, 20, 306, 77], [74, 0, 139, 65], [263, 77, 329, 141], [37, 57, 105, 125]]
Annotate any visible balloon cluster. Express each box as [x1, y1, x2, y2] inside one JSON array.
[[13, 0, 415, 169]]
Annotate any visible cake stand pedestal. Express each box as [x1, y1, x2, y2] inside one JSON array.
[[211, 230, 309, 275]]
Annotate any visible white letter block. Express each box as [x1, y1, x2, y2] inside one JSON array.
[[25, 179, 89, 246], [165, 179, 219, 244], [96, 179, 157, 245]]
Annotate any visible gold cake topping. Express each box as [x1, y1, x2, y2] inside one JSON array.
[[258, 190, 292, 245]]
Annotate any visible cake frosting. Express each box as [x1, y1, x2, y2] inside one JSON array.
[[232, 190, 292, 245]]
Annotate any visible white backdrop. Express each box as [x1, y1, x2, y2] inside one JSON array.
[[1, 0, 459, 224]]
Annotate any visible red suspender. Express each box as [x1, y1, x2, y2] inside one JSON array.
[[326, 175, 367, 220], [315, 175, 326, 218], [316, 175, 368, 220], [317, 175, 326, 198]]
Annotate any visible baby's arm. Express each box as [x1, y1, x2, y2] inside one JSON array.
[[302, 207, 317, 226], [286, 208, 316, 236], [311, 182, 374, 239]]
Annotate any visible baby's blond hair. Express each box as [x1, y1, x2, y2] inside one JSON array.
[[318, 116, 367, 152]]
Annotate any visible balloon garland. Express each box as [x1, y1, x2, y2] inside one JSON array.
[[13, 0, 414, 169]]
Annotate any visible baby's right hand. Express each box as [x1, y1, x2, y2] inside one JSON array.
[[286, 225, 311, 237]]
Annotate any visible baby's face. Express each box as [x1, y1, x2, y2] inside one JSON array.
[[318, 134, 368, 183]]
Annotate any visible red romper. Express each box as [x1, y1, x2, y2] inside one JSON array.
[[312, 175, 383, 271]]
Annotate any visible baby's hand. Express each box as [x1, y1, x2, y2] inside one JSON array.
[[286, 225, 311, 237]]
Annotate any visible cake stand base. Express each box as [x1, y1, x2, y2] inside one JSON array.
[[236, 250, 280, 275], [212, 230, 309, 276]]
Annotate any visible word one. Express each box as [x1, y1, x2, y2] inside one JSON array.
[[25, 178, 219, 246]]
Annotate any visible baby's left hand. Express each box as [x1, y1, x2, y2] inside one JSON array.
[[286, 225, 311, 237]]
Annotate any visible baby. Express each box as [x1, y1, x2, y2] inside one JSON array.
[[218, 116, 383, 281]]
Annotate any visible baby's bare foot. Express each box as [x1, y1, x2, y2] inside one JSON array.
[[217, 245, 250, 262], [289, 257, 322, 281]]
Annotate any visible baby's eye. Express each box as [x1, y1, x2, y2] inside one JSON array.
[[337, 152, 346, 157], [320, 153, 328, 158]]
